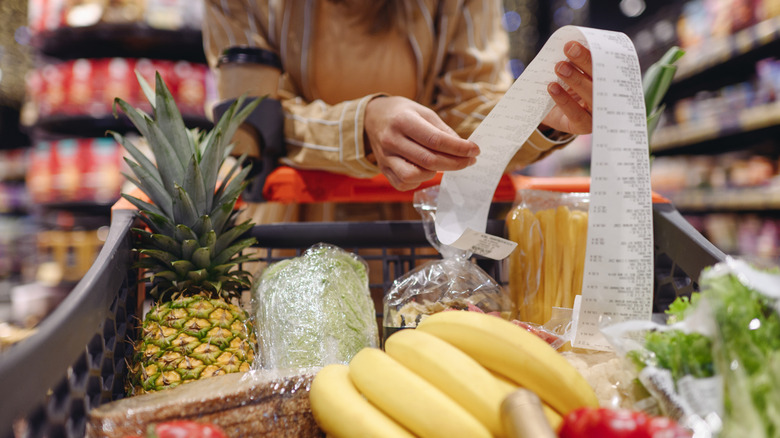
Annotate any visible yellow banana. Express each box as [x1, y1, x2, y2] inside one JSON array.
[[416, 311, 598, 416], [309, 363, 414, 438], [384, 328, 509, 436], [349, 347, 492, 438]]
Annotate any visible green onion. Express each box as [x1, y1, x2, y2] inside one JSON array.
[[642, 46, 685, 144]]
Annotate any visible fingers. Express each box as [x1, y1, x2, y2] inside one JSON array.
[[403, 142, 478, 172], [380, 157, 437, 191], [564, 41, 592, 77], [382, 109, 477, 172], [364, 96, 480, 191], [554, 59, 593, 111], [418, 106, 461, 138], [378, 123, 476, 190], [409, 110, 480, 159], [547, 82, 592, 134], [543, 40, 594, 134]]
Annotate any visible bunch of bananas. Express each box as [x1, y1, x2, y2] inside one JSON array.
[[309, 311, 599, 437]]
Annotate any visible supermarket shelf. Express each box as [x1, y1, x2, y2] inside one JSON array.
[[669, 187, 780, 213], [673, 16, 780, 82], [34, 114, 212, 138], [33, 24, 206, 63], [0, 106, 30, 150], [35, 201, 116, 221], [650, 101, 780, 153]]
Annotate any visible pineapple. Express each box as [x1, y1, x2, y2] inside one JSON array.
[[112, 72, 260, 395]]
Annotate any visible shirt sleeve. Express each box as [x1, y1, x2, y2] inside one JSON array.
[[202, 0, 380, 178], [433, 0, 574, 172], [275, 87, 382, 178]]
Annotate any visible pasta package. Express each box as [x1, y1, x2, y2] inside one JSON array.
[[506, 189, 589, 325]]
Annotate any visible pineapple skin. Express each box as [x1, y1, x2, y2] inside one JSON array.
[[129, 294, 256, 395]]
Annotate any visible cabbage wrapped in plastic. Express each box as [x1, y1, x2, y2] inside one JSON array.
[[254, 243, 378, 369]]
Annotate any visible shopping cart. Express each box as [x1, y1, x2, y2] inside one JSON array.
[[0, 171, 726, 438]]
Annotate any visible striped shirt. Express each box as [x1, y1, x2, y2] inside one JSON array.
[[203, 0, 573, 178]]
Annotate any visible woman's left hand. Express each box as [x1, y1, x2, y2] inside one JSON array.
[[541, 41, 593, 135]]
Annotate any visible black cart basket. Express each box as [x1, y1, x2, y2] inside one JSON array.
[[0, 201, 725, 438]]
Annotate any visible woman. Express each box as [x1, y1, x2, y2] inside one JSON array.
[[202, 0, 592, 192]]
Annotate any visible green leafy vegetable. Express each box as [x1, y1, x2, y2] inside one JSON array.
[[629, 263, 780, 437], [254, 244, 379, 369], [628, 329, 714, 381], [664, 293, 700, 325], [700, 268, 780, 438]]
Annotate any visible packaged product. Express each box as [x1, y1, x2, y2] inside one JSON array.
[[87, 370, 321, 438], [603, 257, 780, 437], [254, 243, 379, 369], [24, 58, 213, 123], [382, 186, 512, 341], [505, 189, 589, 325]]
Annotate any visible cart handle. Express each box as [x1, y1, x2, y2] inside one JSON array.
[[510, 175, 670, 204], [114, 175, 671, 212]]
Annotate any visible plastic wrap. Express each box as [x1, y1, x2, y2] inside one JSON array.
[[254, 243, 379, 369], [505, 189, 589, 325], [86, 369, 323, 438], [602, 257, 780, 438], [561, 349, 644, 410], [382, 186, 512, 340]]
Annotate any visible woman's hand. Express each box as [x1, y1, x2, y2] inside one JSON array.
[[364, 96, 480, 191], [542, 41, 593, 135]]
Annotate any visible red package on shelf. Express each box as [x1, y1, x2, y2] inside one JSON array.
[[27, 142, 53, 204], [51, 139, 81, 202], [26, 138, 124, 205], [83, 138, 124, 204], [28, 58, 213, 122]]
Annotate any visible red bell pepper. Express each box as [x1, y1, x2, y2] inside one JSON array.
[[123, 420, 228, 438], [559, 407, 691, 438]]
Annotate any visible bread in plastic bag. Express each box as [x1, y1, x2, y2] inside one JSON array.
[[254, 243, 378, 369], [382, 186, 512, 341], [505, 189, 589, 325], [602, 257, 780, 438], [87, 369, 322, 437]]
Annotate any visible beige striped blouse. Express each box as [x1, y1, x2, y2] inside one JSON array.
[[203, 0, 573, 179]]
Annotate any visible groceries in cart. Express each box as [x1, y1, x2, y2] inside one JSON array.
[[383, 186, 512, 341], [604, 258, 780, 438], [254, 243, 379, 369], [506, 189, 589, 327]]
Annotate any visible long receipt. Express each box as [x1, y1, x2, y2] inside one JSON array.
[[435, 25, 654, 350]]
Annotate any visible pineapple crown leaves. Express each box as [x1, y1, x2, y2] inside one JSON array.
[[113, 72, 259, 231], [113, 71, 262, 301]]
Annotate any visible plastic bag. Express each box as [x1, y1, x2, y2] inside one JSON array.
[[505, 189, 589, 325], [86, 369, 320, 437], [382, 186, 512, 342], [602, 257, 780, 438], [254, 243, 379, 369]]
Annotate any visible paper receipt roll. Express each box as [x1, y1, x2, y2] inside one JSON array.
[[435, 25, 654, 350]]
